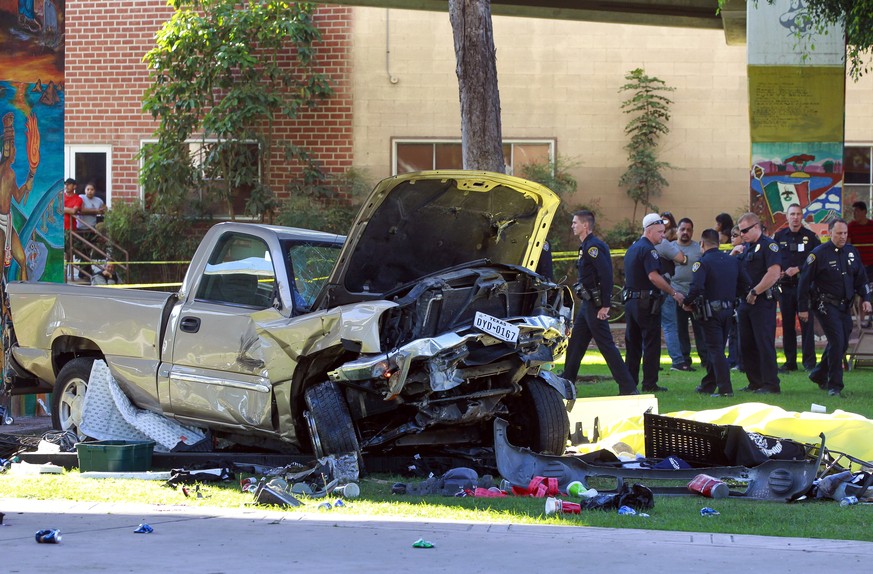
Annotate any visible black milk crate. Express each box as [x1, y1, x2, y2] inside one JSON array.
[[644, 412, 732, 466]]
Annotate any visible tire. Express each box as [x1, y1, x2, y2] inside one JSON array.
[[506, 377, 569, 455], [304, 381, 360, 459], [608, 284, 626, 323], [51, 358, 95, 439]]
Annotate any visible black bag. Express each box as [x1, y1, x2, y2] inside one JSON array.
[[580, 483, 654, 511]]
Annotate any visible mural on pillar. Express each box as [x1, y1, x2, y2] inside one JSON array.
[[747, 0, 845, 236], [0, 0, 64, 284], [750, 142, 843, 231]]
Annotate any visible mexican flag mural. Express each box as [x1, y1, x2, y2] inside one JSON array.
[[747, 0, 845, 235]]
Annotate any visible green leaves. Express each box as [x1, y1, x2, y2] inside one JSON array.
[[140, 1, 333, 220]]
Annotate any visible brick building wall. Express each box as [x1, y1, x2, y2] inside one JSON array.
[[65, 1, 353, 205]]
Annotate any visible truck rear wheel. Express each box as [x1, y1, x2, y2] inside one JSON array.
[[52, 358, 95, 439], [506, 377, 569, 455], [304, 381, 361, 459]]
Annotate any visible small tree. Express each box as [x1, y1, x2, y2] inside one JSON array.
[[618, 68, 675, 220], [140, 1, 332, 220]]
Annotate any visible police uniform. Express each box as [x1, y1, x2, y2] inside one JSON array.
[[737, 234, 782, 393], [562, 234, 636, 394], [685, 249, 749, 395], [623, 236, 664, 391], [774, 225, 820, 371], [798, 242, 871, 393]]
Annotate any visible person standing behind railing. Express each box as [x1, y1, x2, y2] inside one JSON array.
[[77, 182, 106, 231]]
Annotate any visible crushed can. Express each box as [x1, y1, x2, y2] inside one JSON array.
[[617, 505, 637, 516], [35, 529, 62, 543], [840, 496, 859, 507], [700, 507, 721, 517], [134, 523, 154, 534], [688, 474, 729, 499]]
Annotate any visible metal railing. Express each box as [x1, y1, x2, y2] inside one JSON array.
[[65, 220, 130, 285]]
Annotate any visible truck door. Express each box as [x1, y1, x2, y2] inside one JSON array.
[[165, 232, 283, 430]]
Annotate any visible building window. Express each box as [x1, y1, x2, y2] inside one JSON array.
[[64, 145, 112, 207], [140, 139, 261, 219], [392, 139, 554, 176], [845, 145, 873, 209]]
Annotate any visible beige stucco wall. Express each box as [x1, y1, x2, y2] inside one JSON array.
[[351, 7, 873, 232]]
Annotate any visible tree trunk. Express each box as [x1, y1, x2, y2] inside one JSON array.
[[448, 0, 505, 173]]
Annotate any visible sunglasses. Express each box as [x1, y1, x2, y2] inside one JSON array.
[[731, 233, 741, 238], [739, 223, 758, 234]]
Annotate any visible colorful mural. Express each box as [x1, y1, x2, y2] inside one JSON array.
[[750, 142, 843, 232], [0, 1, 64, 284], [747, 0, 845, 235]]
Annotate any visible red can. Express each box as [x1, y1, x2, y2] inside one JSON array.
[[688, 474, 729, 499]]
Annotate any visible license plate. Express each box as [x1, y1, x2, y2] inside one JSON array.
[[473, 312, 519, 344]]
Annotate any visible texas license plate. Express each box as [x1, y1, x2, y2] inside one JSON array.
[[473, 312, 519, 344]]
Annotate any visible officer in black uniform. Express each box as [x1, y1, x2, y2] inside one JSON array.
[[798, 218, 872, 397], [773, 203, 820, 372], [561, 210, 637, 395], [623, 213, 685, 393], [683, 229, 751, 397], [735, 212, 782, 394]]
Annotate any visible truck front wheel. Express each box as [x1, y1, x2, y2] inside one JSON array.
[[304, 381, 360, 460], [506, 377, 569, 455], [52, 358, 95, 439]]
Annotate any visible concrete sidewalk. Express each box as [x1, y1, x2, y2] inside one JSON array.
[[2, 498, 871, 573]]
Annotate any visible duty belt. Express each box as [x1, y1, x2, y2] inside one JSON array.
[[624, 289, 658, 301], [818, 292, 849, 307], [708, 300, 735, 311]]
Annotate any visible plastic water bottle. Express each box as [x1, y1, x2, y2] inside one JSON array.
[[840, 496, 859, 507]]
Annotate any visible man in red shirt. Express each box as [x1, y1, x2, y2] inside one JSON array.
[[848, 201, 873, 327], [63, 177, 83, 230]]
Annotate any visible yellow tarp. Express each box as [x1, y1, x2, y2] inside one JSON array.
[[575, 402, 873, 464]]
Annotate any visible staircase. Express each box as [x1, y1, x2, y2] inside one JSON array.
[[65, 220, 129, 284]]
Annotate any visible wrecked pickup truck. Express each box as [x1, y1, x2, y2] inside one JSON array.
[[4, 171, 574, 458]]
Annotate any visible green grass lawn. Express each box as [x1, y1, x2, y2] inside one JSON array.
[[565, 352, 873, 417], [1, 351, 870, 542], [567, 352, 873, 418]]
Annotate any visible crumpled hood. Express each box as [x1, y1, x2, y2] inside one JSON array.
[[320, 171, 560, 306]]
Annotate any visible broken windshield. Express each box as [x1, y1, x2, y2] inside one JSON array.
[[284, 241, 344, 309]]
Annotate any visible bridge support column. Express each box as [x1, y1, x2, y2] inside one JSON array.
[[747, 0, 846, 232]]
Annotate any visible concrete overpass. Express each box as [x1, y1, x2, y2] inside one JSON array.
[[321, 0, 749, 44]]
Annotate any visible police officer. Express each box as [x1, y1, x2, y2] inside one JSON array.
[[773, 203, 820, 372], [683, 229, 750, 397], [798, 218, 872, 397], [623, 213, 685, 393], [561, 210, 637, 395], [735, 212, 782, 394]]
